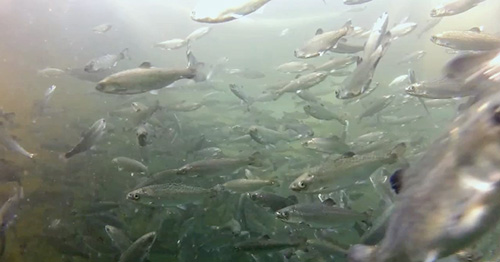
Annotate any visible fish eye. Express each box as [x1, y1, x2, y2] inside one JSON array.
[[248, 193, 257, 200], [298, 181, 307, 189], [131, 193, 140, 200], [492, 105, 500, 124], [277, 211, 289, 219]]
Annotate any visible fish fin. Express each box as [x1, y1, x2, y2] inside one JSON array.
[[389, 169, 405, 194], [120, 48, 130, 60], [315, 28, 324, 35], [186, 48, 207, 82], [417, 97, 431, 116], [408, 69, 417, 84], [322, 198, 336, 206], [260, 234, 271, 240], [469, 26, 483, 33], [139, 62, 152, 69], [343, 20, 354, 34]]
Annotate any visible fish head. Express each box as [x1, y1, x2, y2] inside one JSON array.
[[430, 34, 447, 46], [247, 192, 260, 201], [294, 49, 312, 59], [289, 172, 314, 192], [95, 81, 121, 94], [335, 88, 358, 99], [84, 61, 95, 72], [275, 209, 290, 221], [405, 83, 425, 97], [126, 189, 143, 201], [104, 225, 117, 235]]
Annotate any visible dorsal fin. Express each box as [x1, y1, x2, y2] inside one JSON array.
[[469, 26, 483, 33], [139, 62, 152, 68], [315, 28, 324, 35], [260, 235, 271, 240], [341, 151, 356, 158], [322, 198, 336, 206]]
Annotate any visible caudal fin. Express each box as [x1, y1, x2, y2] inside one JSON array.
[[186, 48, 206, 82]]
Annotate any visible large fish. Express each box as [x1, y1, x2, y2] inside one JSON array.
[[96, 49, 205, 95], [0, 125, 35, 159], [431, 30, 500, 51], [191, 0, 272, 23], [348, 89, 500, 262], [430, 0, 486, 17], [295, 21, 353, 59]]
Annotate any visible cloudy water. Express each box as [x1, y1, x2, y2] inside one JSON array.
[[2, 0, 500, 261]]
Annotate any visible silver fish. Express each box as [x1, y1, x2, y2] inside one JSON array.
[[96, 49, 204, 95], [105, 225, 132, 253], [84, 48, 129, 72], [431, 30, 500, 51], [389, 22, 418, 39], [358, 95, 395, 122], [303, 103, 348, 125], [276, 61, 314, 73], [92, 23, 112, 34], [416, 18, 442, 38], [430, 0, 486, 17], [0, 186, 23, 258], [153, 39, 187, 50], [302, 136, 350, 154], [112, 157, 148, 174], [274, 72, 329, 99], [119, 232, 156, 262], [185, 27, 211, 42], [191, 0, 272, 23], [248, 125, 292, 145], [0, 126, 35, 159], [314, 56, 358, 72], [64, 118, 106, 159], [331, 38, 365, 54], [222, 178, 278, 193], [126, 183, 218, 206], [295, 21, 353, 58]]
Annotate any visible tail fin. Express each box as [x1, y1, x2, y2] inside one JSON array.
[[343, 20, 354, 35], [120, 48, 130, 60], [186, 48, 206, 82]]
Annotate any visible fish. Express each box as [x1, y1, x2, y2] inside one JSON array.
[[358, 95, 395, 123], [130, 100, 160, 127], [295, 20, 353, 58], [233, 235, 306, 253], [331, 38, 365, 54], [0, 124, 35, 159], [154, 38, 187, 50], [290, 143, 406, 193], [274, 72, 329, 99], [276, 61, 314, 73], [84, 48, 129, 72], [105, 225, 133, 253], [431, 30, 500, 51], [430, 0, 486, 17], [96, 49, 205, 95], [397, 51, 426, 65], [225, 68, 265, 79], [191, 0, 272, 23], [379, 115, 424, 125], [388, 74, 409, 87], [222, 178, 278, 193], [248, 125, 292, 145], [185, 27, 211, 42], [165, 101, 203, 112], [119, 232, 156, 262], [347, 87, 500, 262], [72, 201, 120, 215], [296, 89, 320, 103], [248, 192, 298, 212], [176, 152, 261, 175], [389, 22, 418, 39], [416, 18, 442, 38], [111, 157, 148, 174], [136, 124, 148, 147], [302, 136, 350, 154], [229, 84, 254, 109], [126, 183, 219, 207], [405, 76, 472, 99], [313, 56, 358, 72], [283, 120, 315, 138], [275, 199, 367, 228], [64, 118, 106, 159], [343, 0, 372, 5], [336, 13, 391, 99], [92, 23, 112, 34], [0, 186, 23, 258], [37, 67, 65, 78], [303, 103, 348, 125]]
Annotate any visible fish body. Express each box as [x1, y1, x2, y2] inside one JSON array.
[[92, 23, 112, 33], [295, 21, 353, 58], [248, 125, 291, 145], [389, 75, 409, 87], [417, 18, 442, 38], [275, 72, 328, 98], [112, 157, 148, 174], [64, 118, 106, 159], [358, 95, 395, 122], [302, 136, 350, 154], [430, 0, 485, 17], [303, 104, 347, 125], [276, 61, 314, 73], [331, 39, 364, 53], [223, 179, 278, 193], [348, 89, 500, 262], [154, 39, 187, 50], [37, 68, 65, 77], [431, 30, 500, 51], [343, 0, 372, 4], [84, 48, 129, 72], [314, 56, 358, 72], [290, 143, 405, 193], [191, 0, 272, 23], [0, 126, 35, 159], [185, 27, 211, 42], [126, 183, 216, 206], [389, 22, 417, 39], [177, 153, 260, 175], [248, 192, 298, 211], [398, 51, 426, 65], [276, 202, 367, 228], [119, 232, 156, 262], [105, 225, 133, 252]]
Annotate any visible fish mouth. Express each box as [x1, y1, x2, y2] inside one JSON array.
[[95, 83, 105, 91]]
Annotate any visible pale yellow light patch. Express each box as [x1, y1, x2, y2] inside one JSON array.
[[461, 205, 485, 230], [460, 175, 493, 192]]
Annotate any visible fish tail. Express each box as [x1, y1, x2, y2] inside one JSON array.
[[186, 48, 206, 82]]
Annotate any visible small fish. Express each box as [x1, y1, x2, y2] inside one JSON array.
[[112, 157, 148, 174], [314, 56, 358, 72], [176, 152, 261, 175], [234, 235, 306, 253], [296, 89, 320, 103], [274, 71, 329, 99], [84, 48, 129, 72], [331, 38, 365, 54], [185, 27, 211, 42], [379, 115, 424, 125], [248, 192, 298, 212], [96, 48, 205, 94], [153, 38, 187, 50], [92, 23, 112, 34], [358, 95, 395, 122], [303, 103, 348, 125], [0, 125, 35, 159], [397, 51, 426, 65], [222, 178, 278, 193], [130, 100, 160, 127], [248, 125, 292, 145], [276, 61, 314, 73], [388, 74, 410, 87], [119, 232, 156, 262], [105, 225, 133, 252], [229, 84, 254, 108], [191, 0, 272, 23], [295, 20, 353, 59], [64, 118, 106, 159], [431, 30, 500, 51], [290, 143, 406, 193], [276, 199, 367, 228], [0, 186, 23, 258], [302, 136, 350, 154], [430, 0, 486, 17], [225, 68, 265, 79], [389, 22, 418, 39], [37, 67, 65, 78], [283, 120, 314, 138], [343, 0, 372, 5], [126, 183, 218, 206]]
